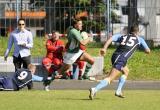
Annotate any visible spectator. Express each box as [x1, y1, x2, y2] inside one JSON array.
[[42, 31, 65, 91], [4, 18, 33, 72]]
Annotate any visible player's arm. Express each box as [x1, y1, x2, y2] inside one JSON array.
[[138, 37, 151, 54], [4, 33, 14, 60], [100, 33, 121, 56], [27, 81, 33, 90], [25, 32, 33, 48], [80, 38, 90, 45], [32, 74, 43, 82], [46, 40, 57, 52], [100, 36, 112, 56], [55, 40, 65, 53], [72, 30, 90, 45]]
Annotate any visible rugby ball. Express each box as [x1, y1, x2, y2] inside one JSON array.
[[81, 31, 88, 40]]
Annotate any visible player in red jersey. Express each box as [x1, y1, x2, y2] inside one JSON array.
[[42, 31, 65, 91]]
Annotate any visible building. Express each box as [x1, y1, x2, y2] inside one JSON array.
[[0, 0, 46, 37]]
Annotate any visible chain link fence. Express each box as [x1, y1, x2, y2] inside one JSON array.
[[0, 0, 160, 45]]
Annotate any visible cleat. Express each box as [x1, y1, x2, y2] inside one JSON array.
[[89, 88, 96, 100], [115, 93, 125, 98], [53, 71, 62, 79], [82, 74, 89, 80], [54, 74, 63, 79], [78, 76, 82, 80], [44, 85, 50, 91], [43, 79, 52, 86], [43, 77, 52, 91], [89, 77, 96, 81]]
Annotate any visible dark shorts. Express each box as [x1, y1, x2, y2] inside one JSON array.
[[0, 76, 17, 91], [13, 55, 31, 71], [111, 53, 127, 71]]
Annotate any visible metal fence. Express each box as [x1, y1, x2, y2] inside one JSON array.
[[44, 0, 110, 42], [0, 0, 160, 45]]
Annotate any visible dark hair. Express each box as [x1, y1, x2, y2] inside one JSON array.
[[130, 25, 139, 33], [18, 18, 25, 24], [71, 18, 82, 26]]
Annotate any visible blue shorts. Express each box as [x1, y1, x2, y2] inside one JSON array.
[[111, 53, 127, 71], [0, 76, 17, 91]]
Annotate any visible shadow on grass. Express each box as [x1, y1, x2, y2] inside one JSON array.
[[55, 97, 101, 101]]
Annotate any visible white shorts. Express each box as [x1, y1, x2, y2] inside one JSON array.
[[63, 50, 83, 65]]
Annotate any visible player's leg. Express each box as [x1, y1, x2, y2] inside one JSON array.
[[42, 58, 54, 91], [22, 55, 31, 69], [72, 63, 78, 79], [13, 55, 22, 71], [77, 61, 85, 80], [89, 68, 120, 100], [0, 75, 4, 90], [52, 58, 63, 69], [55, 50, 84, 79], [95, 68, 120, 92], [115, 66, 129, 98], [79, 52, 94, 79], [1, 76, 16, 91], [56, 63, 71, 77]]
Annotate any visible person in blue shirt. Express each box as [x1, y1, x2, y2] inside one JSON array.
[[89, 25, 151, 100], [0, 64, 44, 91], [4, 18, 33, 71]]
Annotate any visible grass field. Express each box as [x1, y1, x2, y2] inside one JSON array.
[[0, 90, 160, 110]]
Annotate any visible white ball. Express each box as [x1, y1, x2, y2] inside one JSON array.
[[81, 31, 88, 40]]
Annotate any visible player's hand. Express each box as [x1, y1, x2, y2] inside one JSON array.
[[100, 48, 106, 56], [56, 46, 64, 53], [54, 74, 63, 79], [20, 43, 26, 47], [87, 33, 92, 37]]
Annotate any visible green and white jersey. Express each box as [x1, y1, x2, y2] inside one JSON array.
[[66, 27, 83, 53]]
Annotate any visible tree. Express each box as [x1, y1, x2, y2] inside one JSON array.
[[45, 0, 119, 34]]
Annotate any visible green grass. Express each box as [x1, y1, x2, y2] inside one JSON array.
[[0, 90, 160, 110], [0, 37, 160, 80]]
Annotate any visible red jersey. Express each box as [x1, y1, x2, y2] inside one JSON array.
[[46, 39, 65, 60]]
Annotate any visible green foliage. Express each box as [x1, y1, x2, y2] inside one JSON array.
[[111, 11, 121, 23], [83, 20, 106, 32], [64, 0, 91, 4], [31, 37, 46, 57], [97, 2, 106, 13]]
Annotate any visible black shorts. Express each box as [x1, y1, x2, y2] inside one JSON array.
[[0, 76, 18, 91], [111, 53, 127, 71]]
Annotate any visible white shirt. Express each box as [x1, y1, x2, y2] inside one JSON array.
[[4, 28, 33, 58]]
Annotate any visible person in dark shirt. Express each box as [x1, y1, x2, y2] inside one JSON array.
[[89, 25, 150, 100], [0, 64, 43, 91]]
